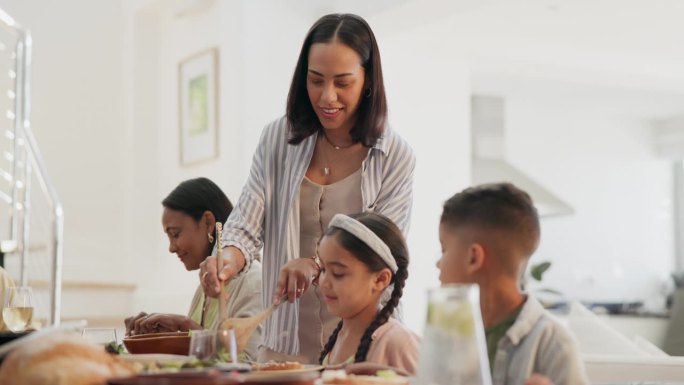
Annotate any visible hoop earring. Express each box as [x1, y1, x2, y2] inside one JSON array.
[[364, 88, 372, 98], [208, 233, 214, 243]]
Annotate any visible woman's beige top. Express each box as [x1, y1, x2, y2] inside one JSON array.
[[296, 168, 363, 363], [221, 117, 415, 356], [188, 260, 263, 362], [258, 168, 363, 364]]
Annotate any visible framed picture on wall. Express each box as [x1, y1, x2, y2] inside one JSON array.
[[179, 48, 219, 165]]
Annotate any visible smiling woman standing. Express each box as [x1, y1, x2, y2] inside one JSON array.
[[199, 14, 415, 363]]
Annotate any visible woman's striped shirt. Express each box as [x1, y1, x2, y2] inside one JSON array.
[[222, 116, 415, 355]]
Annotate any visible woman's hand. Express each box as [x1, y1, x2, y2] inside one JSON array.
[[124, 313, 200, 336], [124, 311, 148, 336], [199, 246, 246, 298], [274, 257, 319, 304]]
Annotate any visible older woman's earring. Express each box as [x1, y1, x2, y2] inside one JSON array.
[[208, 233, 214, 243], [364, 87, 372, 98]]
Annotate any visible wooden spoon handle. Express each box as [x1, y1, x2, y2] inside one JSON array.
[[216, 223, 226, 324], [254, 305, 276, 325], [253, 294, 288, 324]]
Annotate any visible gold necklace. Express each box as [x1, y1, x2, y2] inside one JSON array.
[[322, 131, 355, 150], [320, 131, 356, 176], [321, 135, 331, 176]]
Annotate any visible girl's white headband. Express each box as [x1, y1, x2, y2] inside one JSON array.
[[328, 214, 398, 273]]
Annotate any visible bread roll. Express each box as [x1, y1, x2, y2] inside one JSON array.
[[0, 332, 134, 385]]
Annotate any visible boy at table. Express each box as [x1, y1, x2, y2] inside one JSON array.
[[437, 183, 588, 385]]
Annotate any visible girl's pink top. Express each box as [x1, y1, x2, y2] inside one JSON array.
[[365, 318, 421, 375]]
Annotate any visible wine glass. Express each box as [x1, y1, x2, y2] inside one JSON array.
[[2, 286, 34, 333], [214, 328, 251, 371], [216, 328, 238, 363], [189, 329, 217, 360], [190, 328, 245, 365], [82, 328, 118, 346]]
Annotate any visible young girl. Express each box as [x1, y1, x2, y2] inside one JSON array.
[[317, 212, 420, 374]]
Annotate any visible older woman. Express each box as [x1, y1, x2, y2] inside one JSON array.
[[124, 177, 262, 360], [200, 14, 415, 363]]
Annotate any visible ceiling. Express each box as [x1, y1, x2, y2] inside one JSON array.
[[293, 0, 684, 96], [351, 0, 684, 119]]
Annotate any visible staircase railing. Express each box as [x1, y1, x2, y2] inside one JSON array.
[[0, 7, 64, 326]]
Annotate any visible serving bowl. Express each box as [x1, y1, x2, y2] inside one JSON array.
[[122, 332, 190, 355]]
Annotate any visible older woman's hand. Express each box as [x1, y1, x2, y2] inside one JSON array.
[[274, 257, 319, 304], [199, 246, 246, 298], [125, 313, 200, 335], [124, 311, 148, 336]]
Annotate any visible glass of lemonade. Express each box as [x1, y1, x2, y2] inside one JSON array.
[[2, 286, 34, 333], [413, 284, 492, 385]]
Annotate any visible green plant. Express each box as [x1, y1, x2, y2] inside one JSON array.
[[526, 261, 563, 297], [530, 261, 552, 282]]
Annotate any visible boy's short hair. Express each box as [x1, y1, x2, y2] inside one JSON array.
[[441, 183, 540, 275]]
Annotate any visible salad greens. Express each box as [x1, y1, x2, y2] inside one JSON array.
[[104, 341, 126, 355]]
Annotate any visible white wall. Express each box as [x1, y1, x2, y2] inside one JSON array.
[[0, 0, 126, 280], [122, 0, 317, 313], [374, 16, 471, 333], [450, 0, 684, 312], [0, 0, 129, 322], [415, 0, 684, 315], [500, 85, 676, 310]]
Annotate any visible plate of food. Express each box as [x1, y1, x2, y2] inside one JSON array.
[[214, 362, 252, 373], [107, 371, 240, 385], [250, 361, 324, 375], [120, 353, 196, 364], [123, 355, 219, 375], [317, 369, 410, 385]]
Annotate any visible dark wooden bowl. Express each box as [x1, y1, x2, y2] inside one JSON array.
[[122, 332, 190, 355]]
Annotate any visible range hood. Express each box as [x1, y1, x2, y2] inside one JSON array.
[[471, 95, 574, 217]]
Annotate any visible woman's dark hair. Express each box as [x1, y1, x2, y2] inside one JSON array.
[[162, 177, 233, 253], [287, 13, 387, 147], [318, 212, 409, 364]]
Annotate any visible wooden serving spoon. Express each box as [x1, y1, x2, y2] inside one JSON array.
[[218, 294, 287, 354], [214, 223, 286, 355], [215, 223, 227, 323]]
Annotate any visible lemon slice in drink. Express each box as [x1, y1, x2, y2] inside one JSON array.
[[428, 302, 474, 336]]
